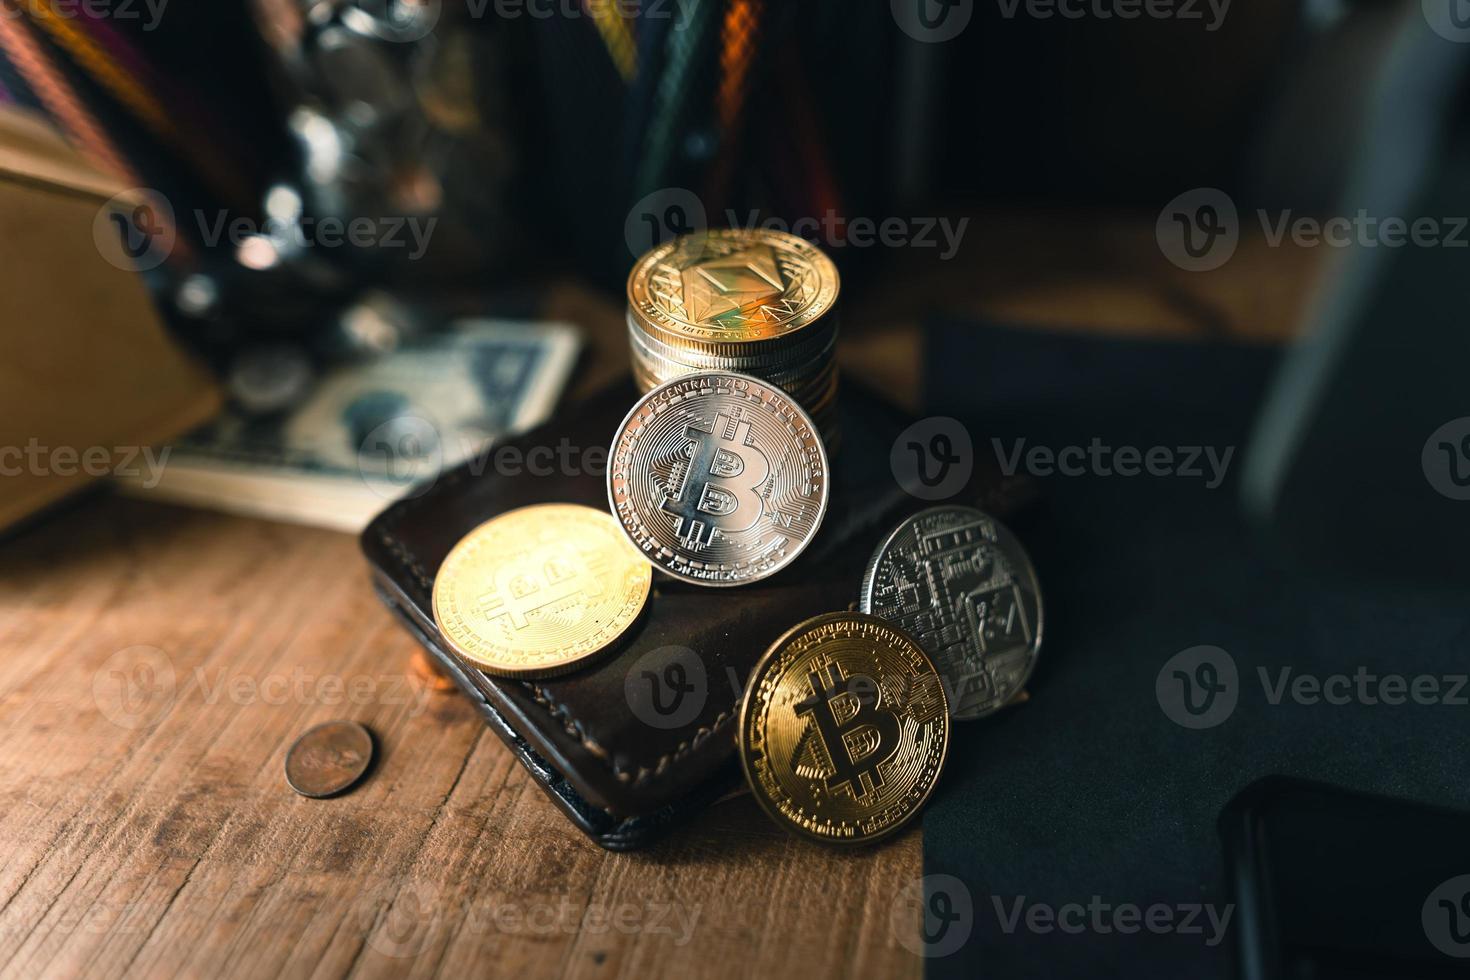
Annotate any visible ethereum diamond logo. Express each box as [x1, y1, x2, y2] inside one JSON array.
[[681, 245, 786, 324]]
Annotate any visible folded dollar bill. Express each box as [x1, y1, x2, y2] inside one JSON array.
[[118, 319, 580, 531]]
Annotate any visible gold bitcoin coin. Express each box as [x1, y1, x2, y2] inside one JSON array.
[[607, 371, 830, 586], [627, 228, 840, 352], [739, 612, 950, 845], [431, 504, 651, 676]]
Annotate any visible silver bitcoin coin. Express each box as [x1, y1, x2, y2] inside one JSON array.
[[859, 506, 1042, 720], [607, 371, 830, 586]]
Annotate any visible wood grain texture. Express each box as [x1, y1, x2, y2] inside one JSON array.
[[0, 211, 1318, 979], [0, 499, 922, 980]]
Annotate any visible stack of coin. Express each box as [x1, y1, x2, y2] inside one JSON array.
[[626, 228, 842, 449]]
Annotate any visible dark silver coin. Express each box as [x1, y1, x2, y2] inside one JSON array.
[[859, 506, 1042, 720]]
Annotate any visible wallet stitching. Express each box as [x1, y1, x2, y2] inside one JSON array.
[[374, 433, 1027, 793], [374, 467, 733, 789]]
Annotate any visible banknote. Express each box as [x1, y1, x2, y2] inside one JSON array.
[[118, 320, 580, 531]]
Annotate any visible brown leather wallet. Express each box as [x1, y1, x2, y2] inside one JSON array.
[[361, 376, 1032, 849]]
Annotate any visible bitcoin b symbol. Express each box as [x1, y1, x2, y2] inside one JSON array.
[[660, 412, 770, 547], [795, 662, 902, 799], [476, 546, 600, 630]]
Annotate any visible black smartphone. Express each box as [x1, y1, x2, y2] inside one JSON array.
[[1220, 777, 1470, 980]]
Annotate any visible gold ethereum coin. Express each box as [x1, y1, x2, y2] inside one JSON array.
[[739, 612, 951, 845], [432, 504, 651, 677], [628, 228, 840, 351]]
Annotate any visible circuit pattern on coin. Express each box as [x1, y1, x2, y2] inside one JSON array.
[[432, 504, 651, 675], [607, 372, 829, 586], [739, 613, 950, 844], [860, 506, 1042, 720], [627, 228, 840, 348]]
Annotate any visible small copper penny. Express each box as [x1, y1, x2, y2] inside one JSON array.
[[285, 721, 374, 798]]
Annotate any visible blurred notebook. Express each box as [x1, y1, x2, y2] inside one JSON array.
[[120, 320, 579, 532], [0, 107, 220, 533]]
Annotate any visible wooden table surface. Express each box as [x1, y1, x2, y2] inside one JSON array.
[[0, 213, 1317, 980]]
